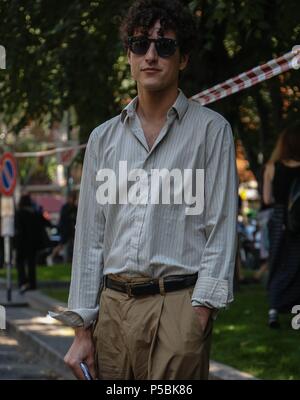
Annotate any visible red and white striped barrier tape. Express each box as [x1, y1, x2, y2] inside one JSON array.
[[13, 46, 299, 158], [14, 143, 87, 158], [191, 45, 300, 105]]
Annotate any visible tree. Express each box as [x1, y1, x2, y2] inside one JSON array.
[[0, 0, 131, 141], [182, 0, 300, 179]]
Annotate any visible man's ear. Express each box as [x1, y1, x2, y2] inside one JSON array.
[[179, 53, 189, 71]]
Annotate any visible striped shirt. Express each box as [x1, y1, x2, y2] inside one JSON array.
[[50, 89, 238, 327]]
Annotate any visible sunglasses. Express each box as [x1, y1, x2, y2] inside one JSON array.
[[128, 36, 178, 58]]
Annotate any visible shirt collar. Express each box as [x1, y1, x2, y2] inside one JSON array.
[[120, 88, 189, 124], [171, 88, 189, 120], [121, 96, 138, 123]]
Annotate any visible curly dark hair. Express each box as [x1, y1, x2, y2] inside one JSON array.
[[120, 0, 197, 56]]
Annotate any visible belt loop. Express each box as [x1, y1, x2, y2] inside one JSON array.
[[103, 275, 107, 290], [159, 278, 166, 296], [126, 283, 133, 297]]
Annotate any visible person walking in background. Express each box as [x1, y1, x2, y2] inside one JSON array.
[[47, 191, 77, 265], [263, 121, 300, 328], [15, 193, 49, 293], [253, 166, 274, 283]]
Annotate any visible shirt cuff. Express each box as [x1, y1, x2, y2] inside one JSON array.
[[191, 276, 233, 309], [48, 307, 99, 329]]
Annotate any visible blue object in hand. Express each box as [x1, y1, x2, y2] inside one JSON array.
[[79, 362, 93, 380]]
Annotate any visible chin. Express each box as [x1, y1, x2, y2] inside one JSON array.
[[141, 81, 168, 92]]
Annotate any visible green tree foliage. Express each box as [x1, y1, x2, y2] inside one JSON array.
[[182, 0, 300, 178], [0, 0, 131, 140], [0, 0, 299, 179]]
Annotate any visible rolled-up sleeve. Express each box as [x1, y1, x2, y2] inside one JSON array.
[[49, 128, 105, 328], [191, 121, 238, 309]]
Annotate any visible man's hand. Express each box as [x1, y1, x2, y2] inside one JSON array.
[[64, 326, 97, 380], [193, 306, 212, 333]]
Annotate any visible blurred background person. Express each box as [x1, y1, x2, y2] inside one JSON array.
[[15, 193, 50, 293], [47, 191, 77, 265], [253, 164, 274, 283], [263, 121, 300, 328]]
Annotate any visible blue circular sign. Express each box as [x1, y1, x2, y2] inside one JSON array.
[[0, 153, 17, 196]]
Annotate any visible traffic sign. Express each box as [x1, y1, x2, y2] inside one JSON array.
[[0, 152, 17, 196]]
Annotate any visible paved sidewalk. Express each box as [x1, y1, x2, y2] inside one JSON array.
[[0, 331, 63, 379], [0, 288, 74, 379], [0, 286, 258, 380]]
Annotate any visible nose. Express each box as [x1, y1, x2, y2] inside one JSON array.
[[145, 42, 158, 63]]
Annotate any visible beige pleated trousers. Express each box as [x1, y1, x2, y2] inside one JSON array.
[[92, 275, 213, 380]]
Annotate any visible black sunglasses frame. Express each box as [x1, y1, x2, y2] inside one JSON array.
[[128, 36, 178, 58]]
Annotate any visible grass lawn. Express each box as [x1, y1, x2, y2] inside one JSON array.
[[211, 283, 300, 380], [42, 288, 69, 303], [0, 264, 71, 282]]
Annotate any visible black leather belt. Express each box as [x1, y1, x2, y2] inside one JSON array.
[[105, 273, 198, 297]]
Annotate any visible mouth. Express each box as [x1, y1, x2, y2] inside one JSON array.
[[141, 68, 161, 73]]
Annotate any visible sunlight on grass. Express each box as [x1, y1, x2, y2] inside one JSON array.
[[251, 345, 269, 354], [211, 283, 300, 380]]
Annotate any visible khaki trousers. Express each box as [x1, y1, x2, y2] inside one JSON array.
[[93, 274, 213, 380]]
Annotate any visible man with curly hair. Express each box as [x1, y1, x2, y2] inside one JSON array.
[[53, 0, 238, 380]]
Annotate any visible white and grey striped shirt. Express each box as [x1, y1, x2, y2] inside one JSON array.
[[51, 89, 238, 327]]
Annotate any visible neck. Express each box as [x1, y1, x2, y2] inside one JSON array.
[[136, 85, 179, 122]]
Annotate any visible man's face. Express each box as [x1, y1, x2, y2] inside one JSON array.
[[127, 20, 189, 92]]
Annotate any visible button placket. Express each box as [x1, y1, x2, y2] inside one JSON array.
[[135, 157, 156, 269], [127, 155, 150, 269], [126, 112, 175, 269]]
